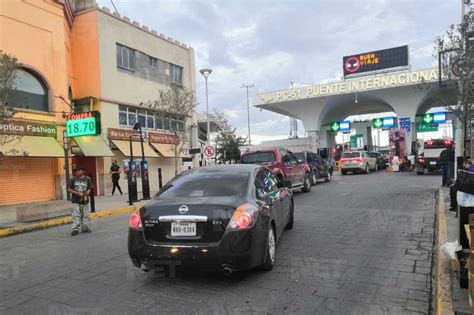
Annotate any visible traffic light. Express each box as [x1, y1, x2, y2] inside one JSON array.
[[372, 118, 383, 129]]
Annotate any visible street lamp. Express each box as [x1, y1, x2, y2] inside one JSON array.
[[242, 84, 254, 146], [199, 68, 212, 144]]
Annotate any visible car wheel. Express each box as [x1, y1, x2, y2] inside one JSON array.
[[364, 164, 369, 174], [341, 170, 347, 175], [260, 225, 276, 271], [311, 170, 318, 186], [285, 199, 294, 230], [325, 169, 331, 182], [301, 173, 311, 192]]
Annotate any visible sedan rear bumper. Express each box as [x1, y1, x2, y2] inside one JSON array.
[[128, 227, 268, 271]]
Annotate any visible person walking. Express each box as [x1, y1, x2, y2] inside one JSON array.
[[67, 166, 93, 236], [439, 144, 454, 186], [110, 160, 123, 196]]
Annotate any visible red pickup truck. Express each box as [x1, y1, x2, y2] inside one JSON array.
[[241, 148, 312, 192]]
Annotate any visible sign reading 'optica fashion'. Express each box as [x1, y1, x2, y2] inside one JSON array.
[[0, 119, 57, 137]]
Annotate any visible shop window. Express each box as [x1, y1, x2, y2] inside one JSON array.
[[116, 44, 136, 71], [7, 68, 48, 112]]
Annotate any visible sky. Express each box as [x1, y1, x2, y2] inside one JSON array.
[[97, 0, 460, 144]]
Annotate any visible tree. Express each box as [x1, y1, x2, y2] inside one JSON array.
[[211, 109, 246, 164], [434, 13, 474, 158], [0, 51, 19, 153], [149, 85, 197, 175]]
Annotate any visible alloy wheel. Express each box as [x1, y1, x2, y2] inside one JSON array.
[[268, 228, 276, 264]]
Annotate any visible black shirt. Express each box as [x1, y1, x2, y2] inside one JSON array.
[[68, 176, 93, 204], [110, 164, 121, 181]]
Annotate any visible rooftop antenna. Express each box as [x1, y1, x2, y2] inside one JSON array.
[[111, 0, 119, 14]]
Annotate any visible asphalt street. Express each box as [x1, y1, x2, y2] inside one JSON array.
[[0, 171, 440, 314]]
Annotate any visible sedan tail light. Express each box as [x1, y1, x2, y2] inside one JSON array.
[[228, 203, 258, 230], [129, 210, 142, 230], [417, 158, 425, 164]]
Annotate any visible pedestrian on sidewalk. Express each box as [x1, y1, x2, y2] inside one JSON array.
[[110, 160, 123, 196], [439, 144, 455, 186], [67, 166, 93, 236], [449, 159, 474, 212]]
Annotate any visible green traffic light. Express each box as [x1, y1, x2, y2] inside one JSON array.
[[372, 118, 383, 128], [330, 121, 340, 132], [422, 113, 433, 124]]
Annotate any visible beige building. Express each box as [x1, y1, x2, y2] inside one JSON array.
[[70, 3, 198, 195]]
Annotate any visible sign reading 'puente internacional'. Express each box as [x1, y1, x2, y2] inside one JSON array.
[[257, 68, 439, 104]]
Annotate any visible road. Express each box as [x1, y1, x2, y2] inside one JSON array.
[[0, 171, 440, 314]]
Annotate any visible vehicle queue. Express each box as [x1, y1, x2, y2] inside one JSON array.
[[127, 147, 389, 275]]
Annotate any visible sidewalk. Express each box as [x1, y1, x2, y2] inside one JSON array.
[[0, 191, 156, 233], [441, 186, 472, 314]]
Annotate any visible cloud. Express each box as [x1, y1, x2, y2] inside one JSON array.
[[97, 0, 459, 144]]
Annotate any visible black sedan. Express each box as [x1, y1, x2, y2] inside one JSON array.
[[128, 164, 294, 274]]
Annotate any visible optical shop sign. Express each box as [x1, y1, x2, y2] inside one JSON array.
[[258, 69, 439, 103], [0, 120, 57, 137]]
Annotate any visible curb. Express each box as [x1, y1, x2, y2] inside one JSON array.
[[0, 204, 138, 238], [434, 187, 454, 314]]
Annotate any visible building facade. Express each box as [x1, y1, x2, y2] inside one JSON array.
[[0, 0, 197, 206]]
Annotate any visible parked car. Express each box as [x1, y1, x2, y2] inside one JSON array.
[[294, 151, 332, 185], [340, 151, 377, 175], [368, 152, 388, 170], [415, 139, 453, 175], [241, 148, 312, 192], [128, 165, 294, 274]]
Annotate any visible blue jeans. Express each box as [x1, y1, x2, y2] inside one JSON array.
[[442, 164, 449, 186]]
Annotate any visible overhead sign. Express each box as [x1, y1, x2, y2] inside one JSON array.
[[258, 69, 439, 104], [343, 45, 408, 76], [399, 117, 411, 132], [330, 121, 340, 132], [350, 134, 364, 149], [204, 145, 215, 158], [383, 117, 396, 129], [0, 119, 57, 137], [433, 112, 447, 124], [372, 118, 383, 129], [422, 113, 434, 125], [66, 111, 101, 137], [417, 124, 438, 133], [339, 121, 351, 132]]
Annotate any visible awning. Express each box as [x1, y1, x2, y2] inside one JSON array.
[[150, 143, 187, 158], [111, 140, 160, 158], [73, 136, 114, 157], [0, 136, 64, 157]]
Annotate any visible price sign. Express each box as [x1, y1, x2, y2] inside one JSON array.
[[66, 111, 101, 137]]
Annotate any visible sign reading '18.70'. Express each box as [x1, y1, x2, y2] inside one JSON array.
[[66, 111, 101, 137], [343, 45, 408, 76]]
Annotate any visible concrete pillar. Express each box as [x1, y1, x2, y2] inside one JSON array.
[[306, 131, 319, 151]]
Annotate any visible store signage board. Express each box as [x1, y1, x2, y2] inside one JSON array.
[[66, 111, 101, 137], [0, 119, 57, 137]]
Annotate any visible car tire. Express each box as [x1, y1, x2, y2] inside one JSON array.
[[325, 169, 331, 182], [301, 173, 311, 192], [311, 170, 318, 186], [341, 170, 347, 175], [260, 224, 276, 271], [417, 171, 424, 175], [285, 199, 294, 230], [364, 164, 369, 174]]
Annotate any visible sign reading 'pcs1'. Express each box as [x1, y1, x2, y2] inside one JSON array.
[[343, 45, 408, 77], [66, 111, 101, 137]]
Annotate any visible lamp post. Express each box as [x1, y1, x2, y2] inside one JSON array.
[[242, 84, 254, 146], [199, 69, 212, 144]]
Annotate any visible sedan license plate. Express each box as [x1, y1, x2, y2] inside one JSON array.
[[430, 161, 437, 165], [171, 222, 196, 236]]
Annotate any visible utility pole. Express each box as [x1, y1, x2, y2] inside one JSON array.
[[242, 84, 254, 146]]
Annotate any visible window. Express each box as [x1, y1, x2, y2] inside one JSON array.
[[118, 105, 184, 132], [116, 44, 136, 70], [171, 64, 183, 84], [128, 108, 137, 126], [119, 106, 128, 125], [147, 112, 155, 129], [138, 110, 146, 128], [342, 152, 361, 158], [7, 68, 49, 112], [241, 152, 276, 164]]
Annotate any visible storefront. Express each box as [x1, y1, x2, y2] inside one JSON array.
[[0, 119, 64, 206], [107, 128, 186, 192]]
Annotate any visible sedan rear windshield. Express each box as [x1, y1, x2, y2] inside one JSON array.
[[342, 152, 361, 158], [157, 173, 249, 198], [241, 152, 276, 164]]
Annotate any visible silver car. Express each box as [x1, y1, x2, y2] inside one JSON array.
[[340, 151, 378, 175]]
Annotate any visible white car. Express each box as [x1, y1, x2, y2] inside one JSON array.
[[340, 151, 378, 175]]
